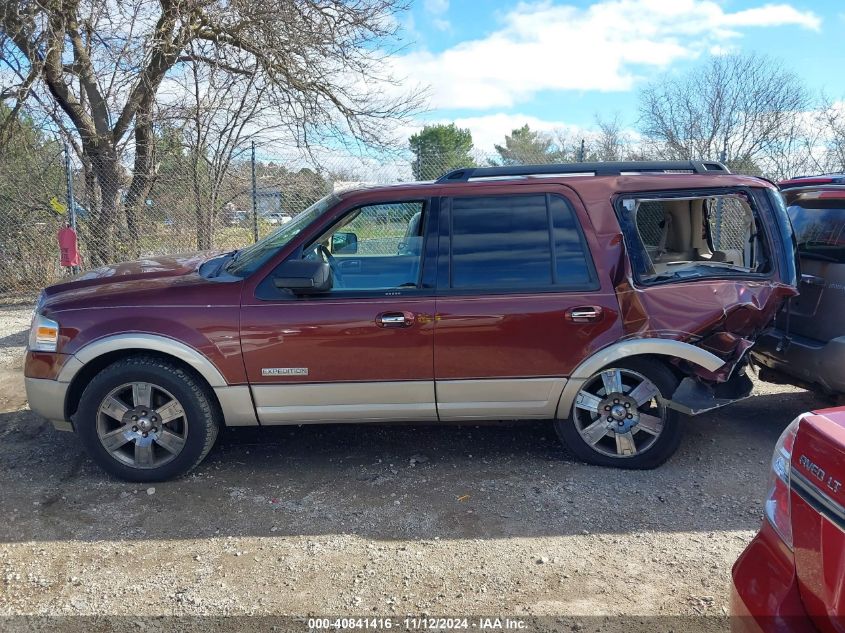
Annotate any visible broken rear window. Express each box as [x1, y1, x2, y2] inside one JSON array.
[[621, 191, 771, 284]]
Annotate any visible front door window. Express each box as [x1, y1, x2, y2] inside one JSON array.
[[304, 201, 426, 291]]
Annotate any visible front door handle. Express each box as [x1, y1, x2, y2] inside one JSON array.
[[376, 311, 415, 328], [565, 306, 604, 323]]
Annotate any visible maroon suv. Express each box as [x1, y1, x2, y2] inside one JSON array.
[[25, 161, 798, 481]]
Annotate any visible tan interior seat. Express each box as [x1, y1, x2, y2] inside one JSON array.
[[636, 195, 756, 276]]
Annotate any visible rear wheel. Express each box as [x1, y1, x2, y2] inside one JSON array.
[[76, 356, 220, 481], [554, 359, 682, 469]]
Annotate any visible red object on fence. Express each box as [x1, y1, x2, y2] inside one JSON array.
[[57, 226, 81, 267]]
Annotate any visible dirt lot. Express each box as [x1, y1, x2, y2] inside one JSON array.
[[0, 303, 823, 631]]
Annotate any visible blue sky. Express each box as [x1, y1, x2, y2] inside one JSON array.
[[391, 0, 844, 151]]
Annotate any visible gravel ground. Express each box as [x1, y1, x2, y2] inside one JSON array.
[[0, 303, 823, 631]]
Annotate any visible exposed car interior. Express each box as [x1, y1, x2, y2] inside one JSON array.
[[625, 193, 770, 282]]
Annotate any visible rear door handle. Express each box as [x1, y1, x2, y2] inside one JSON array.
[[565, 306, 604, 323], [800, 273, 825, 287], [376, 311, 415, 328]]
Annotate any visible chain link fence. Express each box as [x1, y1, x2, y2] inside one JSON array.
[[0, 143, 760, 300], [636, 199, 752, 253]]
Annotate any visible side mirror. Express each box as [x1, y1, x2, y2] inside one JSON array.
[[332, 231, 358, 254], [273, 259, 332, 294]]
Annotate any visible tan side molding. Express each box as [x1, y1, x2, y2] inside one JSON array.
[[59, 334, 228, 387]]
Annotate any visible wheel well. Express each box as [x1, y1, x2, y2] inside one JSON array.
[[597, 353, 684, 385], [65, 349, 222, 421]]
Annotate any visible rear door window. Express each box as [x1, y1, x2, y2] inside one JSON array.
[[788, 199, 845, 263], [447, 194, 595, 290]]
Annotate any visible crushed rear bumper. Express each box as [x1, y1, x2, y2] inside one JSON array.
[[667, 369, 754, 416]]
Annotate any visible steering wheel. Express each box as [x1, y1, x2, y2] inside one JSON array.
[[316, 243, 344, 287]]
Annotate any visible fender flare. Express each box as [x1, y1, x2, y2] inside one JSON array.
[[58, 333, 228, 388], [555, 338, 725, 419]]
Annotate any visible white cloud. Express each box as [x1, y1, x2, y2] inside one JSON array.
[[455, 113, 581, 152], [725, 4, 820, 30], [708, 44, 739, 56], [391, 0, 821, 110], [424, 0, 449, 13], [423, 0, 451, 31]]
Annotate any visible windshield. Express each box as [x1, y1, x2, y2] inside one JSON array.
[[788, 199, 845, 264], [226, 194, 339, 277]]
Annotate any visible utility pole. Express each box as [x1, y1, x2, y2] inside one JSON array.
[[251, 141, 259, 243], [578, 139, 585, 163], [64, 142, 76, 231], [714, 146, 727, 249]]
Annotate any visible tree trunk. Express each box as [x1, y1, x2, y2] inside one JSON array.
[[87, 147, 122, 267], [195, 206, 213, 251], [123, 101, 156, 259], [82, 154, 100, 215], [190, 150, 214, 251]]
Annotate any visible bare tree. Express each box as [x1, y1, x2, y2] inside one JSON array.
[[161, 46, 284, 250], [1, 0, 419, 264], [591, 114, 631, 161], [638, 53, 810, 174], [812, 97, 845, 174]]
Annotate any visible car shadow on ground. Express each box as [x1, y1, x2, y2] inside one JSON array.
[[0, 328, 28, 349], [0, 386, 821, 544]]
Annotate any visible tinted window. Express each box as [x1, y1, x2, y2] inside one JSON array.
[[449, 194, 592, 289], [788, 200, 845, 264], [550, 195, 593, 285]]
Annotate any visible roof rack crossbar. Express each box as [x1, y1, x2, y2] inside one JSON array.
[[435, 160, 730, 183]]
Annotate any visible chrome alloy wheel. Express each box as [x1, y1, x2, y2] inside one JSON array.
[[573, 368, 666, 458], [96, 382, 188, 469]]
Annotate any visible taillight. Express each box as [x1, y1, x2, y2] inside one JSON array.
[[764, 416, 802, 549]]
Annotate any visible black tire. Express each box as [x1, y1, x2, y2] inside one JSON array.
[[554, 358, 682, 469], [75, 356, 220, 482]]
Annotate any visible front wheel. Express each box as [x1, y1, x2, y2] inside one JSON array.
[[554, 359, 682, 469], [76, 356, 220, 482]]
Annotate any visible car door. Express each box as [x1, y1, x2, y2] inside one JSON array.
[[783, 192, 845, 343], [433, 186, 623, 421], [240, 197, 438, 424]]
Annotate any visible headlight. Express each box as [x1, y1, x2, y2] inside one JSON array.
[[28, 314, 60, 352]]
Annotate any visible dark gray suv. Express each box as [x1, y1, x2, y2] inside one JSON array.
[[753, 175, 845, 396]]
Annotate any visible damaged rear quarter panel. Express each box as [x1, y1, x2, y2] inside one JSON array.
[[616, 278, 797, 380], [610, 184, 797, 381], [572, 179, 798, 384]]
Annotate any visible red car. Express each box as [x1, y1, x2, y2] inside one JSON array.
[[24, 161, 798, 481], [732, 408, 845, 632]]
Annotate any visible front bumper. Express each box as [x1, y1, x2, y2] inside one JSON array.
[[731, 520, 816, 633], [751, 329, 845, 394], [25, 377, 73, 432]]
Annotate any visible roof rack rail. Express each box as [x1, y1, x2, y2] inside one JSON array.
[[435, 160, 730, 183]]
